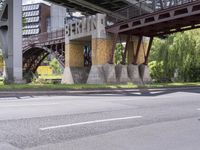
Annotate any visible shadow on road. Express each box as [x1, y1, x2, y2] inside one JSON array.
[[117, 87, 200, 97]]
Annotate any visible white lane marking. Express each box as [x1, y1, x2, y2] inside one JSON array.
[[40, 116, 143, 131], [197, 108, 200, 111], [0, 103, 60, 108]]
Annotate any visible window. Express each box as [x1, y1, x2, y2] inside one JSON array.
[[22, 4, 40, 12], [26, 16, 40, 23]]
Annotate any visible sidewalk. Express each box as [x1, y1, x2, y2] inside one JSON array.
[[0, 86, 199, 98]]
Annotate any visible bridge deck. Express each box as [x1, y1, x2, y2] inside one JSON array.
[[48, 0, 134, 13], [23, 29, 65, 75], [106, 0, 200, 36]]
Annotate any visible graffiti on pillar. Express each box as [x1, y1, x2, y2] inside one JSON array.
[[84, 44, 92, 67]]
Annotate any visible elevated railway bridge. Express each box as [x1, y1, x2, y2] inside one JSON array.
[[0, 0, 199, 83], [22, 29, 65, 77]]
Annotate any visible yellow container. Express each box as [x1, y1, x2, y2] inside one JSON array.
[[37, 66, 53, 75]]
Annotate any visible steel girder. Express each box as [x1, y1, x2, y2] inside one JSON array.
[[23, 43, 65, 75], [22, 29, 65, 75], [106, 0, 200, 36]]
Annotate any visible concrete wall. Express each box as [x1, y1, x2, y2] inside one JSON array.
[[50, 4, 66, 31]]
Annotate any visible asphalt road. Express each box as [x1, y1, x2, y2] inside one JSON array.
[[0, 88, 200, 150]]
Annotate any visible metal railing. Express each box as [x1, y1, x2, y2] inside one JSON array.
[[23, 29, 65, 48], [107, 0, 197, 23]]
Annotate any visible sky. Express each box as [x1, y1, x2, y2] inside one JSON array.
[[22, 0, 50, 5]]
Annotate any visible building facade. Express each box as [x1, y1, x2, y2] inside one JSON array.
[[22, 3, 50, 38], [49, 4, 66, 31]]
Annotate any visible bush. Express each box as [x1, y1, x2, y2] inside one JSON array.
[[49, 58, 62, 75]]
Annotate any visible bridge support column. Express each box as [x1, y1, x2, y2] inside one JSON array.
[[87, 37, 114, 84], [127, 36, 151, 84], [0, 0, 23, 84], [62, 41, 85, 84], [87, 14, 117, 84]]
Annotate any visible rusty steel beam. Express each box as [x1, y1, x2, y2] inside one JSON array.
[[24, 49, 45, 73], [129, 14, 200, 36], [106, 0, 200, 36], [33, 53, 49, 73], [132, 36, 142, 65], [144, 37, 154, 65], [22, 29, 66, 75], [122, 34, 131, 65]]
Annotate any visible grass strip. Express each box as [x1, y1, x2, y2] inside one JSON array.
[[0, 82, 199, 91]]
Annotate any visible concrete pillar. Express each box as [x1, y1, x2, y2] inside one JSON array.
[[65, 41, 84, 67], [139, 64, 152, 84], [62, 14, 117, 84], [87, 14, 117, 84], [91, 14, 112, 65], [128, 64, 143, 85], [91, 38, 113, 65], [0, 0, 23, 83], [115, 64, 130, 84], [127, 36, 149, 84], [87, 38, 113, 84], [62, 40, 85, 84]]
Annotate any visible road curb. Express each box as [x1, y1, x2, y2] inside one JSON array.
[[0, 86, 199, 97]]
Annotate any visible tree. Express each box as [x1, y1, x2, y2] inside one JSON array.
[[114, 43, 124, 65], [149, 29, 200, 82], [49, 58, 62, 75]]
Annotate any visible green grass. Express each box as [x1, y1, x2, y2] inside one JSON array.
[[0, 81, 199, 91], [0, 83, 137, 90], [145, 82, 200, 88]]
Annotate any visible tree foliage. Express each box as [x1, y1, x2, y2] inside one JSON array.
[[49, 58, 62, 75], [114, 43, 124, 65], [149, 29, 200, 82]]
